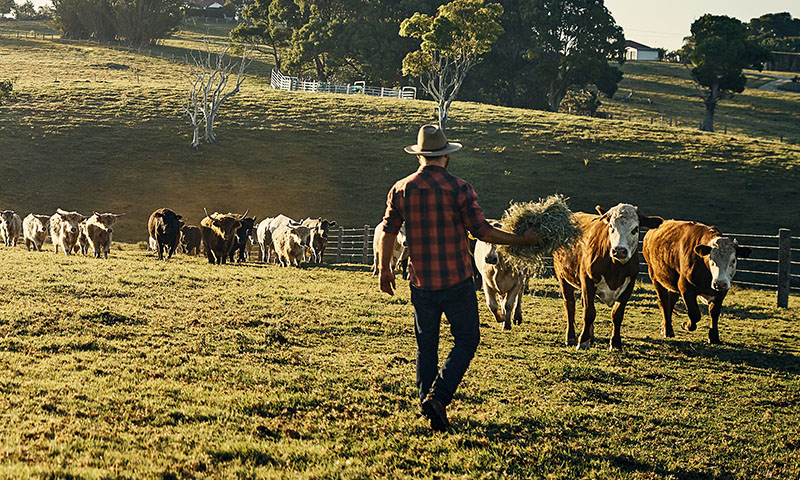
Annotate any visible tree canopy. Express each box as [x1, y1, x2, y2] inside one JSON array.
[[400, 0, 504, 131], [748, 12, 800, 53], [682, 14, 771, 132]]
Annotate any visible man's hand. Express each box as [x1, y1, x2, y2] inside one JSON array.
[[521, 227, 541, 246], [380, 269, 396, 296]]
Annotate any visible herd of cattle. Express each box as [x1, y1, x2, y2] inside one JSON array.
[[0, 202, 752, 350]]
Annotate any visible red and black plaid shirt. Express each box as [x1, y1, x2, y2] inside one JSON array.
[[382, 165, 492, 290]]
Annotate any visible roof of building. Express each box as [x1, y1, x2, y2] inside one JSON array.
[[625, 40, 657, 51], [194, 0, 224, 8]]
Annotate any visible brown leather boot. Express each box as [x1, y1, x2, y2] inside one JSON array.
[[421, 395, 450, 432]]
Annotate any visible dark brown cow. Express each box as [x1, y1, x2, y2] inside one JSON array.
[[229, 215, 257, 263], [642, 220, 752, 344], [180, 225, 202, 256], [200, 209, 244, 265], [553, 203, 663, 351], [148, 208, 184, 260]]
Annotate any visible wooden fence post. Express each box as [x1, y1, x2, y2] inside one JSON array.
[[336, 226, 343, 264], [363, 225, 370, 264], [777, 228, 791, 308]]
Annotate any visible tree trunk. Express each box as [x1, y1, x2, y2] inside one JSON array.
[[314, 55, 327, 82], [700, 81, 719, 132], [438, 97, 448, 133]]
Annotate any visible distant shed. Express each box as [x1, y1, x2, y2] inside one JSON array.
[[625, 40, 659, 61]]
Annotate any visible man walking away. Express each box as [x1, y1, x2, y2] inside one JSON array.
[[379, 124, 540, 432]]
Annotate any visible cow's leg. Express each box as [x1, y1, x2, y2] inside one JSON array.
[[577, 278, 597, 350], [558, 276, 578, 346], [609, 278, 635, 351], [503, 281, 523, 330], [167, 244, 176, 260], [62, 240, 70, 256], [708, 290, 727, 345], [653, 280, 678, 338], [482, 282, 504, 324], [513, 280, 524, 326], [679, 286, 702, 333]]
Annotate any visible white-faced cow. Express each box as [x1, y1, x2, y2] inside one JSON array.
[[23, 214, 50, 251], [642, 220, 751, 344], [200, 209, 245, 265], [372, 222, 407, 277], [148, 208, 184, 260], [84, 212, 123, 259], [473, 222, 525, 331], [553, 204, 663, 351], [50, 209, 86, 256], [0, 210, 22, 247]]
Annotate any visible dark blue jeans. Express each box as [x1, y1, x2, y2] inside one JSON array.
[[410, 278, 480, 407]]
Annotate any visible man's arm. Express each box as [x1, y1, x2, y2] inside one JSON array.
[[479, 226, 540, 246], [379, 231, 398, 296]]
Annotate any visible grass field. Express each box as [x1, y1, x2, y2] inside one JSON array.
[[0, 243, 798, 478]]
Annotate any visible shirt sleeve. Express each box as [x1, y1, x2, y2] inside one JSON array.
[[381, 185, 404, 235], [460, 182, 492, 239]]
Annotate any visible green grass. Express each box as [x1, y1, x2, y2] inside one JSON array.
[[0, 243, 797, 478]]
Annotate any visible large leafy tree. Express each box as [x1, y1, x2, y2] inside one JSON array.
[[682, 14, 771, 132], [748, 12, 800, 53], [232, 0, 431, 83], [0, 0, 13, 17], [520, 0, 625, 112], [400, 0, 503, 131], [52, 0, 182, 45]]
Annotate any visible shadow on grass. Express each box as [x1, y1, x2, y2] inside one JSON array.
[[641, 337, 800, 374], [610, 454, 735, 480]]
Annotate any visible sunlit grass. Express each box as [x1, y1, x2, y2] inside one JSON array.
[[0, 243, 797, 477]]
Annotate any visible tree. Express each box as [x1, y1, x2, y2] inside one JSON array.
[[0, 0, 14, 17], [748, 12, 800, 53], [184, 43, 252, 148], [51, 0, 182, 45], [400, 0, 503, 131], [13, 0, 38, 20], [682, 14, 771, 132], [521, 0, 625, 112], [230, 0, 301, 71]]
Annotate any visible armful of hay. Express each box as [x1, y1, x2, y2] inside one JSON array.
[[496, 194, 580, 269]]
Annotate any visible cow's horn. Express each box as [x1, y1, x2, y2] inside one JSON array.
[[240, 209, 249, 219], [203, 207, 210, 218]]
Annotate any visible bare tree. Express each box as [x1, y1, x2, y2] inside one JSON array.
[[183, 42, 252, 148]]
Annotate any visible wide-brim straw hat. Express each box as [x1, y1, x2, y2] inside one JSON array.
[[404, 124, 462, 156]]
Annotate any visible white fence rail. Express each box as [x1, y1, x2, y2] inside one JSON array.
[[270, 69, 416, 99]]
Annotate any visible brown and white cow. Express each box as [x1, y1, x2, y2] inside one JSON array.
[[0, 210, 22, 247], [50, 209, 85, 256], [148, 208, 184, 260], [642, 220, 751, 344], [473, 223, 525, 331], [372, 222, 407, 277], [85, 212, 123, 259], [180, 225, 203, 256], [553, 203, 663, 351], [23, 214, 50, 251], [200, 210, 244, 265]]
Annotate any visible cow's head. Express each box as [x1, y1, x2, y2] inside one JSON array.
[[397, 223, 408, 248], [154, 209, 182, 235], [35, 215, 50, 233], [57, 208, 85, 234], [0, 211, 13, 224], [694, 237, 751, 292], [207, 213, 241, 240], [92, 212, 123, 233], [290, 226, 312, 246], [596, 204, 663, 264]]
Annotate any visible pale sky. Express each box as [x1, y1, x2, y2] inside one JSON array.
[[26, 0, 800, 52], [605, 0, 800, 51]]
